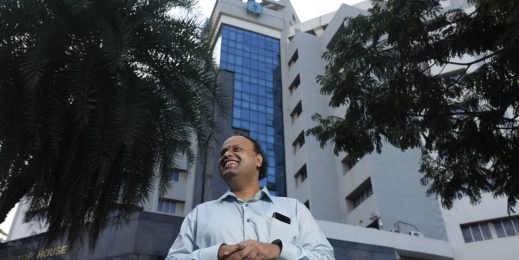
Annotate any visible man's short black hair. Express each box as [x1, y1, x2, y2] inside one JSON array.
[[241, 135, 268, 180]]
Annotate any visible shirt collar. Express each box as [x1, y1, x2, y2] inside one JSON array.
[[218, 186, 273, 203]]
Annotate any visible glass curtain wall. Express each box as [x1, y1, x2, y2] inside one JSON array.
[[219, 25, 286, 196]]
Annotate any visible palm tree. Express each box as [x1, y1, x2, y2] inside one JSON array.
[[0, 0, 221, 249]]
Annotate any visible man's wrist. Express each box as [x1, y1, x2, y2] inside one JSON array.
[[217, 243, 226, 259], [271, 239, 282, 256]]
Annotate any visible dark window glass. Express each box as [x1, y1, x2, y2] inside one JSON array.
[[480, 223, 492, 240], [158, 198, 177, 214], [461, 226, 473, 243], [503, 219, 517, 236], [494, 221, 506, 238], [513, 218, 519, 233], [470, 225, 483, 241], [220, 25, 284, 195]]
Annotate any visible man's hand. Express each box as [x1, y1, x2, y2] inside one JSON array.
[[218, 240, 281, 260], [218, 244, 241, 259]]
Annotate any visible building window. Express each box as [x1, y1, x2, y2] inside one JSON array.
[[461, 223, 492, 242], [493, 218, 518, 238], [341, 154, 359, 173], [289, 74, 300, 94], [347, 178, 373, 210], [167, 169, 184, 182], [288, 49, 298, 66], [294, 164, 307, 186], [292, 131, 305, 153], [157, 198, 180, 214], [267, 181, 277, 190], [461, 215, 519, 243], [290, 101, 302, 123]]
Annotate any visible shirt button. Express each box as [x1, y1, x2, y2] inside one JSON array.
[[247, 218, 251, 222], [244, 204, 249, 207]]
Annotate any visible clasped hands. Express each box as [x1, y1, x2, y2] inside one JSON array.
[[218, 240, 281, 260]]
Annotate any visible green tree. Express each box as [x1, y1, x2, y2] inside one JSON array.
[[309, 0, 519, 211], [0, 0, 220, 248]]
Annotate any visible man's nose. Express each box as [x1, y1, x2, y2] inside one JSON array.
[[223, 150, 233, 157], [221, 150, 233, 161]]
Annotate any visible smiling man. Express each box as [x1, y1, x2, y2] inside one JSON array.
[[166, 135, 334, 259]]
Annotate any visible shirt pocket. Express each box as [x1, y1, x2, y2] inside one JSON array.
[[269, 217, 298, 243]]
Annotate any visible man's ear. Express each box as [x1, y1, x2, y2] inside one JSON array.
[[256, 153, 263, 168]]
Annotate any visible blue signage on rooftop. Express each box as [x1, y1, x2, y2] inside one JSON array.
[[246, 0, 263, 16]]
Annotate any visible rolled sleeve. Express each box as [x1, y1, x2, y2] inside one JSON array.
[[277, 238, 301, 259]]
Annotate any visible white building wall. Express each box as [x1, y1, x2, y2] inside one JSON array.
[[319, 220, 453, 260], [441, 194, 519, 260], [282, 29, 343, 222], [7, 200, 47, 241]]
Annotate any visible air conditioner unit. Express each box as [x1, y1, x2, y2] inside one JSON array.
[[409, 231, 424, 237]]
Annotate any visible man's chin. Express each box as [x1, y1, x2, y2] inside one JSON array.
[[221, 170, 238, 178]]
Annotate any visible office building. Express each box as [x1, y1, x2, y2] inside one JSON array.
[[3, 1, 518, 259]]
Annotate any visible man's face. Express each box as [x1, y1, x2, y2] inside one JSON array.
[[219, 136, 262, 183]]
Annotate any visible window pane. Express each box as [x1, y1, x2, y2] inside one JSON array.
[[494, 221, 506, 238], [170, 202, 176, 214], [158, 201, 164, 212], [461, 226, 473, 243], [513, 218, 519, 233], [470, 225, 483, 241], [168, 171, 180, 182], [165, 201, 170, 212], [503, 219, 517, 236], [480, 223, 492, 240], [158, 199, 177, 214]]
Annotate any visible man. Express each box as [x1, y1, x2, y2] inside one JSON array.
[[166, 135, 334, 259]]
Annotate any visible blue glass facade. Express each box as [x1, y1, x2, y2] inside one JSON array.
[[219, 25, 286, 196]]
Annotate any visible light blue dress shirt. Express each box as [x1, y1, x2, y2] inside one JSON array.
[[166, 187, 335, 259]]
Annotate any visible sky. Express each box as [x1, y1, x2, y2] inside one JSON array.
[[196, 0, 367, 21], [0, 0, 367, 239]]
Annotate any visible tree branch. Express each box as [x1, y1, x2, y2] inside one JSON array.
[[439, 52, 497, 66]]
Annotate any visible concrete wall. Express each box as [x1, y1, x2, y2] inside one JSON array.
[[369, 146, 447, 240], [320, 220, 453, 260], [441, 194, 519, 260], [281, 29, 343, 222]]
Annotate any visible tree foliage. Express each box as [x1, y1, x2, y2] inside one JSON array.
[[309, 0, 519, 211], [0, 0, 220, 248]]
